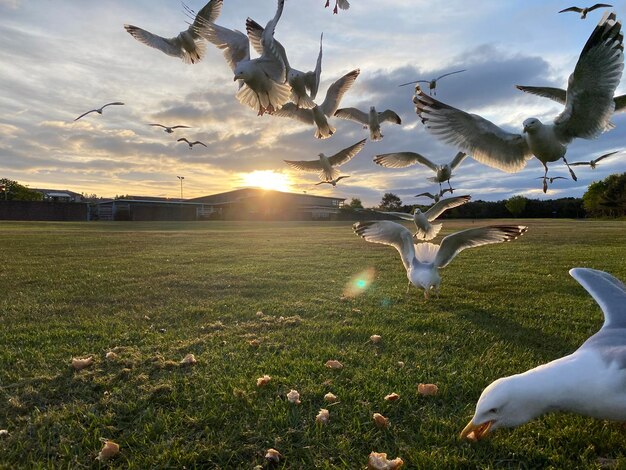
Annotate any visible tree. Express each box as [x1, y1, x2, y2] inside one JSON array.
[[0, 178, 42, 201], [505, 195, 528, 217], [348, 197, 363, 209], [582, 173, 626, 218], [379, 193, 402, 211]]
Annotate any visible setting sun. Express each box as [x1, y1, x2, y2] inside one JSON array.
[[240, 170, 292, 192]]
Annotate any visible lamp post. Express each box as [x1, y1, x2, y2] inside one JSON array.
[[177, 176, 184, 200]]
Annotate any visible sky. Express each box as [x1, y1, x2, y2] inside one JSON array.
[[1, 0, 625, 206]]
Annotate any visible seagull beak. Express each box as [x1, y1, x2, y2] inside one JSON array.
[[460, 420, 493, 441], [523, 125, 529, 133], [233, 76, 238, 82]]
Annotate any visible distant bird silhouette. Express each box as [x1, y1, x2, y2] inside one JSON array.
[[177, 138, 207, 149], [325, 0, 349, 14], [569, 150, 620, 169], [124, 0, 223, 64], [150, 124, 190, 133], [284, 138, 366, 181], [558, 4, 613, 19], [334, 106, 401, 141], [398, 70, 466, 95], [535, 176, 567, 192], [374, 151, 467, 193], [415, 189, 453, 203], [74, 102, 124, 121], [314, 176, 350, 187]]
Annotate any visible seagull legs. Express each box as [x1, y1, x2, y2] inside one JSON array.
[[447, 179, 454, 193], [406, 281, 411, 294], [562, 156, 578, 181], [325, 0, 330, 7], [541, 164, 549, 193]]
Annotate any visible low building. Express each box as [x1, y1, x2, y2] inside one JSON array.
[[32, 188, 84, 203]]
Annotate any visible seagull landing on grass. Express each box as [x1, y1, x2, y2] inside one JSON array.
[[325, 0, 350, 14], [374, 151, 467, 193], [334, 106, 401, 141], [74, 102, 124, 121], [177, 138, 207, 149], [353, 221, 527, 298], [413, 12, 624, 193], [285, 139, 366, 181], [570, 150, 621, 169], [124, 0, 223, 64], [376, 195, 471, 241], [398, 70, 466, 95], [150, 123, 191, 134], [558, 4, 613, 19], [461, 268, 626, 441]]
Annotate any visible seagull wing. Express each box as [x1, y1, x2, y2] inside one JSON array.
[[594, 150, 620, 162], [568, 161, 590, 166], [415, 192, 436, 199], [373, 152, 438, 171], [321, 69, 360, 117], [435, 225, 527, 268], [374, 211, 414, 221], [149, 123, 166, 128], [197, 22, 250, 72], [424, 195, 471, 222], [171, 125, 191, 129], [614, 94, 626, 112], [554, 12, 624, 143], [283, 159, 323, 173], [191, 0, 223, 30], [177, 138, 190, 144], [334, 107, 369, 125], [101, 102, 124, 109], [257, 0, 288, 82], [414, 87, 532, 172], [435, 69, 466, 81], [124, 25, 183, 58], [449, 151, 467, 170], [516, 85, 567, 105], [193, 141, 208, 147], [570, 268, 626, 331], [304, 33, 323, 100], [328, 138, 367, 166], [588, 4, 614, 12], [245, 18, 265, 56], [273, 103, 315, 124], [378, 110, 402, 124], [353, 221, 415, 271], [74, 109, 97, 121], [558, 6, 584, 13]]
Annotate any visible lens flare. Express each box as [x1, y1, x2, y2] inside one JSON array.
[[343, 267, 376, 298]]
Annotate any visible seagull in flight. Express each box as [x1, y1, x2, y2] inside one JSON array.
[[376, 195, 471, 241], [569, 150, 621, 169], [284, 138, 366, 181], [325, 0, 350, 14], [374, 151, 467, 193], [413, 12, 624, 192], [353, 221, 527, 298], [415, 189, 453, 203], [334, 106, 401, 141], [461, 268, 626, 442], [314, 176, 350, 187], [150, 124, 190, 134], [515, 85, 626, 115], [398, 70, 466, 95], [558, 4, 613, 19], [177, 138, 207, 149], [535, 176, 567, 192], [74, 102, 124, 122], [124, 0, 223, 64]]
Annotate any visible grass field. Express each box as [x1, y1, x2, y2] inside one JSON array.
[[1, 219, 625, 469]]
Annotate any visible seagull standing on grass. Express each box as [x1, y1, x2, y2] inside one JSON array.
[[398, 70, 466, 95], [375, 195, 471, 241], [74, 102, 124, 121], [413, 12, 624, 192], [274, 69, 361, 139], [353, 221, 527, 298], [374, 151, 467, 193], [461, 268, 626, 441], [334, 106, 401, 141], [558, 4, 613, 19], [124, 0, 223, 64], [284, 139, 366, 181]]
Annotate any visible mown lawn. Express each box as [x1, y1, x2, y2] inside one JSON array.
[[0, 219, 625, 469]]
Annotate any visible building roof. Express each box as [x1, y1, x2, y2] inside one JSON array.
[[188, 187, 345, 204], [32, 188, 83, 198]]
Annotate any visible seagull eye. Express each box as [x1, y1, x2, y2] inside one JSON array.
[[488, 408, 498, 414]]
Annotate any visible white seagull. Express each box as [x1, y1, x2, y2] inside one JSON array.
[[374, 151, 467, 193], [274, 69, 360, 139], [334, 106, 401, 141], [376, 195, 471, 241], [177, 138, 207, 149], [197, 0, 290, 116], [559, 3, 613, 19], [570, 150, 621, 168], [74, 102, 124, 122], [413, 12, 624, 192], [124, 0, 223, 64], [247, 20, 323, 110], [149, 123, 190, 134], [353, 221, 527, 298], [314, 175, 350, 187], [325, 0, 350, 14], [398, 69, 466, 95], [461, 268, 626, 441], [284, 138, 367, 181]]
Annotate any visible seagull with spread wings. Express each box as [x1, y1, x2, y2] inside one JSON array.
[[314, 175, 350, 187], [150, 123, 190, 134], [570, 150, 621, 168], [284, 139, 366, 181], [124, 0, 222, 64], [274, 69, 360, 139], [325, 0, 350, 14], [74, 102, 124, 122], [177, 138, 207, 149], [558, 3, 613, 19], [197, 0, 290, 116], [413, 12, 623, 192], [334, 106, 401, 141], [374, 151, 467, 193], [376, 195, 471, 241], [414, 189, 453, 203], [353, 221, 527, 298], [398, 69, 466, 95]]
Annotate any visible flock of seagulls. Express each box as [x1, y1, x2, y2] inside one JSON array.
[[68, 0, 626, 451]]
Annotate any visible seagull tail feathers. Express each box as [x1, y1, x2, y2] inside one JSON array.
[[416, 223, 442, 241], [414, 242, 440, 263]]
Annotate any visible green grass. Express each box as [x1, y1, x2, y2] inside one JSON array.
[[0, 219, 625, 469]]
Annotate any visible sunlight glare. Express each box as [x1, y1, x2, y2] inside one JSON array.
[[343, 267, 376, 298], [240, 170, 292, 192]]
